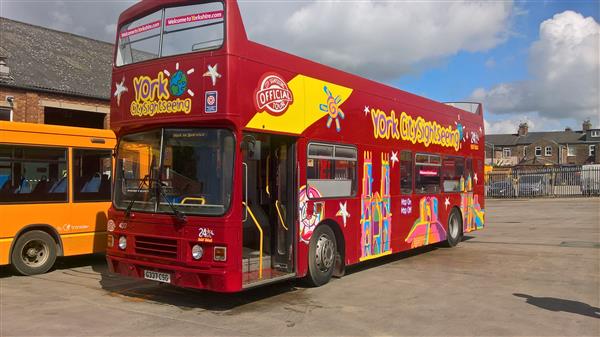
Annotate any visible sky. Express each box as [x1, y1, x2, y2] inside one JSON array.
[[0, 0, 598, 134]]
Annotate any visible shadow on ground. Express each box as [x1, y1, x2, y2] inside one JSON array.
[[92, 243, 450, 312], [514, 293, 600, 319], [0, 253, 106, 278]]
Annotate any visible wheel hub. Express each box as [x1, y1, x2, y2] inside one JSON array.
[[315, 234, 335, 272], [21, 240, 49, 267]]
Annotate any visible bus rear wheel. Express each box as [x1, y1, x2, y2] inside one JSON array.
[[11, 230, 57, 276], [444, 209, 463, 247], [305, 225, 337, 287]]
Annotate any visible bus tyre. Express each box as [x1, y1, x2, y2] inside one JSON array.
[[305, 224, 337, 287], [444, 209, 463, 248], [11, 230, 57, 276]]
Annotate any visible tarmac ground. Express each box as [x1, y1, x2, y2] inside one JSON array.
[[1, 198, 599, 336]]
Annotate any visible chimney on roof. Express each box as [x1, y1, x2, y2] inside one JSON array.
[[518, 122, 529, 136], [0, 56, 12, 82], [582, 119, 592, 132]]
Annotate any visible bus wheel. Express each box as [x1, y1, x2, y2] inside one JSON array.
[[444, 209, 463, 247], [11, 230, 57, 276], [305, 225, 337, 287]]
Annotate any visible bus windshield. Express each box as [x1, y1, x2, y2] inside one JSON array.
[[116, 1, 225, 66], [114, 128, 234, 216]]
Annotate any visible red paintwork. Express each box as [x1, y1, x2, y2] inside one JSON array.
[[107, 0, 485, 292]]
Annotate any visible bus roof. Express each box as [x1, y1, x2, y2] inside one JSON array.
[[0, 121, 116, 148]]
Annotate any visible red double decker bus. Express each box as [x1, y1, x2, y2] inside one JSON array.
[[107, 0, 485, 292]]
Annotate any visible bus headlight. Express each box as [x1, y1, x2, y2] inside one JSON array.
[[191, 244, 203, 260], [118, 236, 127, 250]]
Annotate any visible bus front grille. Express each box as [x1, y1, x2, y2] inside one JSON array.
[[135, 236, 178, 259]]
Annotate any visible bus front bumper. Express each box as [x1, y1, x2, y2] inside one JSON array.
[[106, 255, 240, 292]]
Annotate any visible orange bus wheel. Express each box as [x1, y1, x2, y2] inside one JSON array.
[[11, 230, 57, 276]]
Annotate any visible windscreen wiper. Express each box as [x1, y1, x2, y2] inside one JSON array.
[[124, 174, 150, 220], [154, 178, 187, 223]]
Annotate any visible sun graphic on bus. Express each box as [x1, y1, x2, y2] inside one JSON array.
[[319, 86, 345, 132], [163, 62, 195, 97]]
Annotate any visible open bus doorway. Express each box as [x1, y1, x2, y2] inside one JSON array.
[[241, 132, 296, 287]]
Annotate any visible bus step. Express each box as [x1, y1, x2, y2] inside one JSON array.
[[242, 254, 271, 273]]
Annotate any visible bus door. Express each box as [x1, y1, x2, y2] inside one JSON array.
[[242, 132, 296, 286]]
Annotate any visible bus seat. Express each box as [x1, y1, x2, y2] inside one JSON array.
[[16, 178, 31, 194], [81, 173, 102, 193], [49, 177, 67, 193]]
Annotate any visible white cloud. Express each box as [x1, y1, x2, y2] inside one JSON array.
[[239, 0, 513, 82], [1, 1, 135, 42], [484, 57, 496, 68], [473, 11, 600, 128]]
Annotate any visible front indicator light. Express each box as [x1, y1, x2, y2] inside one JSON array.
[[107, 235, 114, 248], [192, 244, 203, 260], [118, 236, 127, 250], [214, 246, 227, 262]]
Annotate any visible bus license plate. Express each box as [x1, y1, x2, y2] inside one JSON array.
[[144, 270, 171, 283]]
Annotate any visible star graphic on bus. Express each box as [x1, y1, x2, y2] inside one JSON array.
[[474, 173, 478, 184], [203, 64, 222, 86], [390, 151, 399, 167], [113, 77, 128, 106], [336, 201, 350, 227], [163, 63, 195, 97], [319, 86, 345, 132], [444, 197, 451, 210], [364, 106, 370, 116]]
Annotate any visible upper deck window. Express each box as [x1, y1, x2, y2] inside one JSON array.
[[116, 2, 225, 66]]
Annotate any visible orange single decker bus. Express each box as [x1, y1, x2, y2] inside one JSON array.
[[106, 0, 485, 292], [0, 121, 115, 275]]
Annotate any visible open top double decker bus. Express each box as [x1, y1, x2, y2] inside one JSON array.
[[107, 0, 485, 292]]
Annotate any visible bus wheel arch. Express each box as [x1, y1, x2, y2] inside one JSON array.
[[304, 220, 344, 286], [444, 207, 463, 247], [9, 225, 62, 275]]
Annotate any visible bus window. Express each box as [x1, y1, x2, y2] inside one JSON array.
[[466, 158, 473, 179], [415, 153, 441, 194], [0, 145, 68, 203], [400, 151, 413, 194], [307, 143, 357, 198], [73, 149, 112, 202], [162, 2, 225, 56], [442, 156, 465, 192]]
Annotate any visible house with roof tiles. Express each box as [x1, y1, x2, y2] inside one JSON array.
[[485, 121, 600, 167], [0, 17, 112, 129]]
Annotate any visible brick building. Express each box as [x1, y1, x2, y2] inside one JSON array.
[[485, 121, 600, 167], [0, 17, 112, 128]]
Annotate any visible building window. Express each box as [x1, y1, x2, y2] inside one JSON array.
[[591, 131, 600, 137], [307, 143, 357, 198], [590, 145, 596, 157], [545, 146, 552, 157], [0, 107, 11, 121], [503, 148, 511, 158], [523, 147, 527, 157], [567, 145, 576, 157], [400, 151, 413, 194], [535, 147, 542, 156]]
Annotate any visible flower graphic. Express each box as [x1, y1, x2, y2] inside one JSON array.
[[319, 86, 345, 132]]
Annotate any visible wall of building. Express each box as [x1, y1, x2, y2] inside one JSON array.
[[0, 87, 109, 129]]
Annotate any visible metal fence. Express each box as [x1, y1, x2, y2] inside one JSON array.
[[485, 165, 600, 198]]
